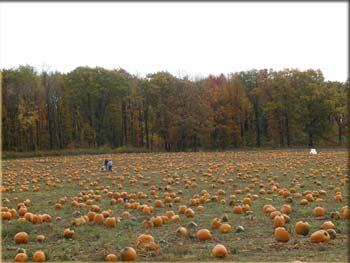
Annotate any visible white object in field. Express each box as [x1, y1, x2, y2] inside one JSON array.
[[310, 148, 317, 154]]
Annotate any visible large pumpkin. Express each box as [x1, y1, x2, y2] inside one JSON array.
[[32, 251, 46, 262], [212, 244, 228, 258], [295, 221, 310, 236], [196, 229, 213, 241], [274, 227, 290, 242], [120, 247, 137, 261], [310, 230, 330, 243], [14, 232, 29, 244]]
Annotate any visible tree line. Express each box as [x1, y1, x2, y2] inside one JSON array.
[[2, 65, 348, 152]]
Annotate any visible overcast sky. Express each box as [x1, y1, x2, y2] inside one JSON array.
[[0, 2, 348, 81]]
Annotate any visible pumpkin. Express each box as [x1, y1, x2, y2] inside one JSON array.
[[93, 213, 105, 224], [136, 234, 158, 251], [342, 207, 350, 219], [310, 230, 330, 243], [274, 215, 285, 228], [270, 211, 281, 219], [165, 210, 175, 219], [105, 254, 118, 262], [176, 227, 188, 236], [32, 251, 46, 262], [14, 253, 28, 262], [14, 232, 29, 244], [300, 199, 308, 205], [274, 227, 290, 242], [178, 205, 187, 214], [196, 229, 212, 241], [120, 247, 137, 261], [295, 221, 310, 235], [105, 217, 117, 228], [211, 218, 222, 229], [321, 221, 335, 230], [151, 216, 163, 227], [36, 235, 45, 242], [233, 206, 243, 214], [212, 244, 228, 258], [171, 215, 181, 222], [314, 206, 325, 217], [219, 223, 232, 233], [281, 204, 292, 214], [184, 208, 195, 217], [63, 228, 74, 238]]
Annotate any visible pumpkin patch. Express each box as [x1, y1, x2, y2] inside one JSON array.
[[1, 150, 347, 261]]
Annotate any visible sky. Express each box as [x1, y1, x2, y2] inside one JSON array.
[[0, 2, 348, 81]]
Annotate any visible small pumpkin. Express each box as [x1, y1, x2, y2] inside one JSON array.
[[274, 215, 285, 228], [14, 253, 28, 262], [281, 204, 292, 214], [212, 244, 228, 258], [321, 221, 335, 230], [211, 218, 222, 229], [314, 206, 325, 217], [274, 227, 290, 242], [36, 235, 45, 242], [105, 217, 117, 228], [63, 228, 74, 238], [295, 221, 310, 236], [93, 213, 105, 224], [120, 247, 137, 261], [233, 206, 243, 214], [219, 223, 232, 233], [105, 254, 118, 262], [32, 251, 46, 262], [14, 232, 29, 244], [196, 229, 213, 241], [176, 227, 188, 236], [310, 230, 330, 243]]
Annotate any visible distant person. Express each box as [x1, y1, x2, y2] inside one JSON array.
[[310, 148, 317, 154], [101, 159, 108, 171], [107, 160, 113, 171]]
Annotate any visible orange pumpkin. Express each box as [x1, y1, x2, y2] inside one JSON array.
[[120, 247, 137, 261], [14, 232, 29, 244], [176, 227, 188, 236], [36, 235, 45, 242], [280, 204, 292, 214], [219, 223, 232, 233], [105, 217, 117, 228], [212, 244, 228, 258], [196, 229, 212, 241], [211, 218, 222, 229], [274, 215, 285, 228], [310, 230, 330, 243], [14, 253, 28, 262], [93, 213, 105, 224], [233, 206, 243, 214], [105, 254, 118, 262], [314, 207, 325, 217], [295, 221, 310, 236], [274, 227, 290, 242], [321, 221, 335, 230], [136, 234, 158, 251], [32, 251, 46, 262], [63, 228, 74, 238], [184, 208, 195, 217]]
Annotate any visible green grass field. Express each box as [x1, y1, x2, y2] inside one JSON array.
[[1, 149, 348, 262]]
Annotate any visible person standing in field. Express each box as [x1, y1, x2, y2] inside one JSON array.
[[107, 160, 113, 171]]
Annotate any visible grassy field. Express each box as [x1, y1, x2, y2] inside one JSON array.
[[1, 149, 348, 262]]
